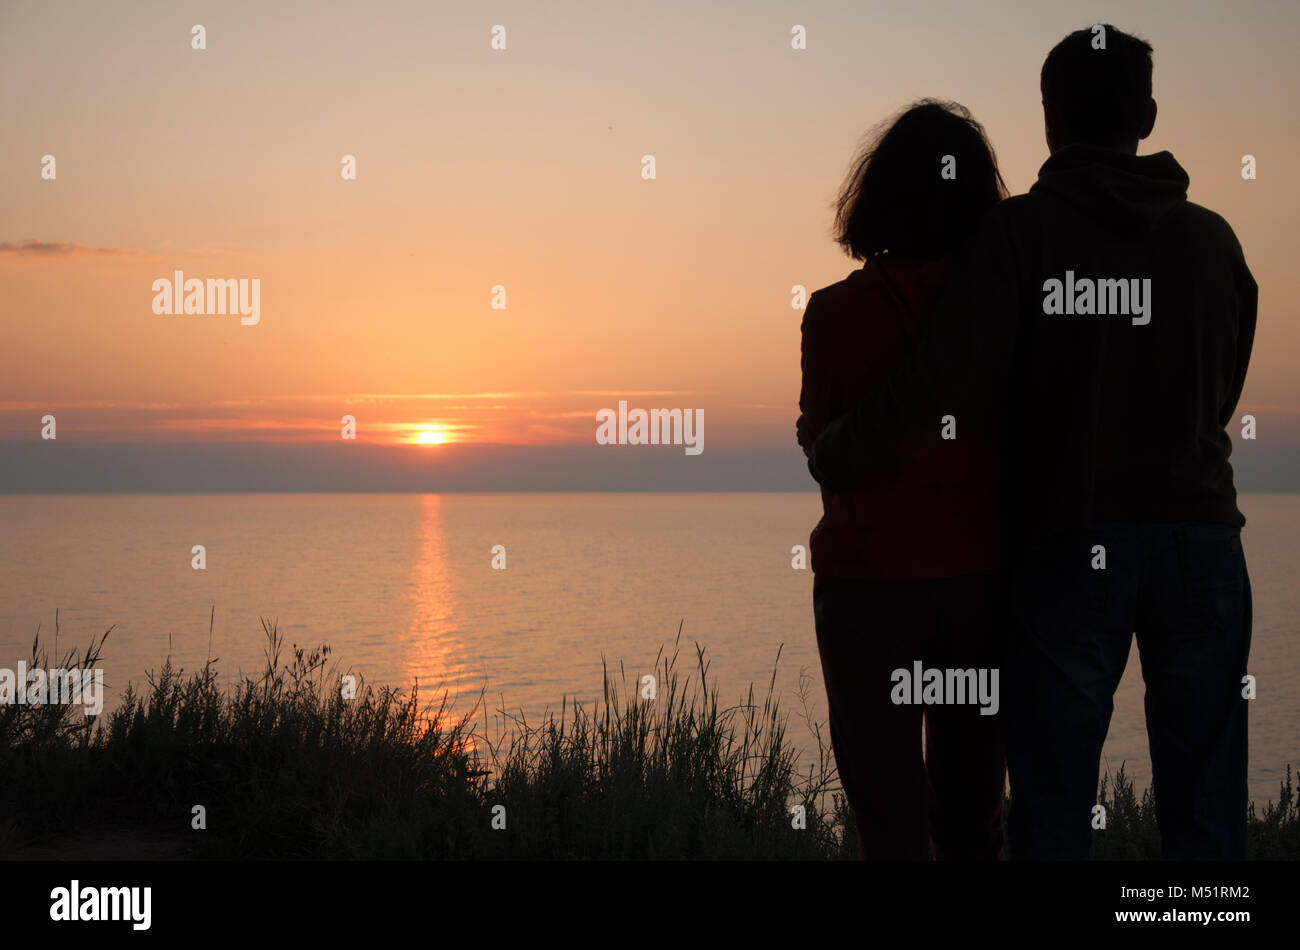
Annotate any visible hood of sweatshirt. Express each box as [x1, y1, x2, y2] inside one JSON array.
[[1029, 144, 1189, 235]]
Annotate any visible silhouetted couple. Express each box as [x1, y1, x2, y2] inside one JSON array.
[[799, 24, 1255, 861]]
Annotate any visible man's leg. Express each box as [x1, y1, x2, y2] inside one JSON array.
[[1006, 525, 1138, 859], [925, 569, 1010, 861], [1135, 523, 1251, 859]]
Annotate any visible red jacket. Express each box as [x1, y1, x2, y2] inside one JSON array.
[[799, 255, 1006, 579]]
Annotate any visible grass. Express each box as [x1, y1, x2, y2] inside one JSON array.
[[0, 615, 851, 859], [1085, 763, 1300, 859], [0, 614, 1295, 860]]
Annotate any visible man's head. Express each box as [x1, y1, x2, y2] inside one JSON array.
[[1040, 25, 1157, 154]]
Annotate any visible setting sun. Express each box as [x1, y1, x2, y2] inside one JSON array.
[[411, 427, 448, 446]]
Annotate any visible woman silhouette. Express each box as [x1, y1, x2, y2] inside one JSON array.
[[798, 99, 1009, 860]]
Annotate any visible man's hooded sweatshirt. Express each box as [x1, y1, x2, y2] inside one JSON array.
[[809, 144, 1258, 546]]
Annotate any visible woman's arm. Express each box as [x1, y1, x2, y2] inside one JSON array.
[[798, 292, 833, 459]]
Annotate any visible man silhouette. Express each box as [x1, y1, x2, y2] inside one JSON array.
[[807, 24, 1257, 859]]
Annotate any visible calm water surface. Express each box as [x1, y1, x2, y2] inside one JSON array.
[[1, 492, 1295, 805]]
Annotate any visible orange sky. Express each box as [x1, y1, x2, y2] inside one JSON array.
[[2, 0, 1298, 460]]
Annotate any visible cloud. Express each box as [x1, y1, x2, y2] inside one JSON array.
[[0, 239, 159, 259]]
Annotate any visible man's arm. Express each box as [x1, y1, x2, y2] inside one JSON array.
[[808, 209, 1021, 490], [1219, 231, 1258, 429]]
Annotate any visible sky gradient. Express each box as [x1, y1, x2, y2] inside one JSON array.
[[2, 0, 1297, 489]]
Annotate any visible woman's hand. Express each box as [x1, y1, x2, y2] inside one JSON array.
[[796, 414, 815, 458]]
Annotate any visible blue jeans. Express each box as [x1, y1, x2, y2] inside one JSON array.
[[1005, 522, 1251, 859]]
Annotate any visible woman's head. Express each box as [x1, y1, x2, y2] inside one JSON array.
[[833, 99, 1007, 261]]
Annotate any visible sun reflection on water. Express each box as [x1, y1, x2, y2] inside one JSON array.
[[404, 495, 473, 729]]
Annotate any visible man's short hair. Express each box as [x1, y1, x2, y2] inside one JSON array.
[[1041, 25, 1154, 147]]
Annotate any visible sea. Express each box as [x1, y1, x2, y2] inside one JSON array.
[[1, 492, 1295, 806]]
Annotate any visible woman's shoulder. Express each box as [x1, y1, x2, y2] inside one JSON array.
[[809, 256, 949, 313], [808, 263, 875, 312], [810, 267, 863, 300], [875, 253, 951, 280]]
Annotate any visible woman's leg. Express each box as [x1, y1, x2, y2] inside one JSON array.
[[814, 572, 934, 860], [923, 569, 1010, 860]]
